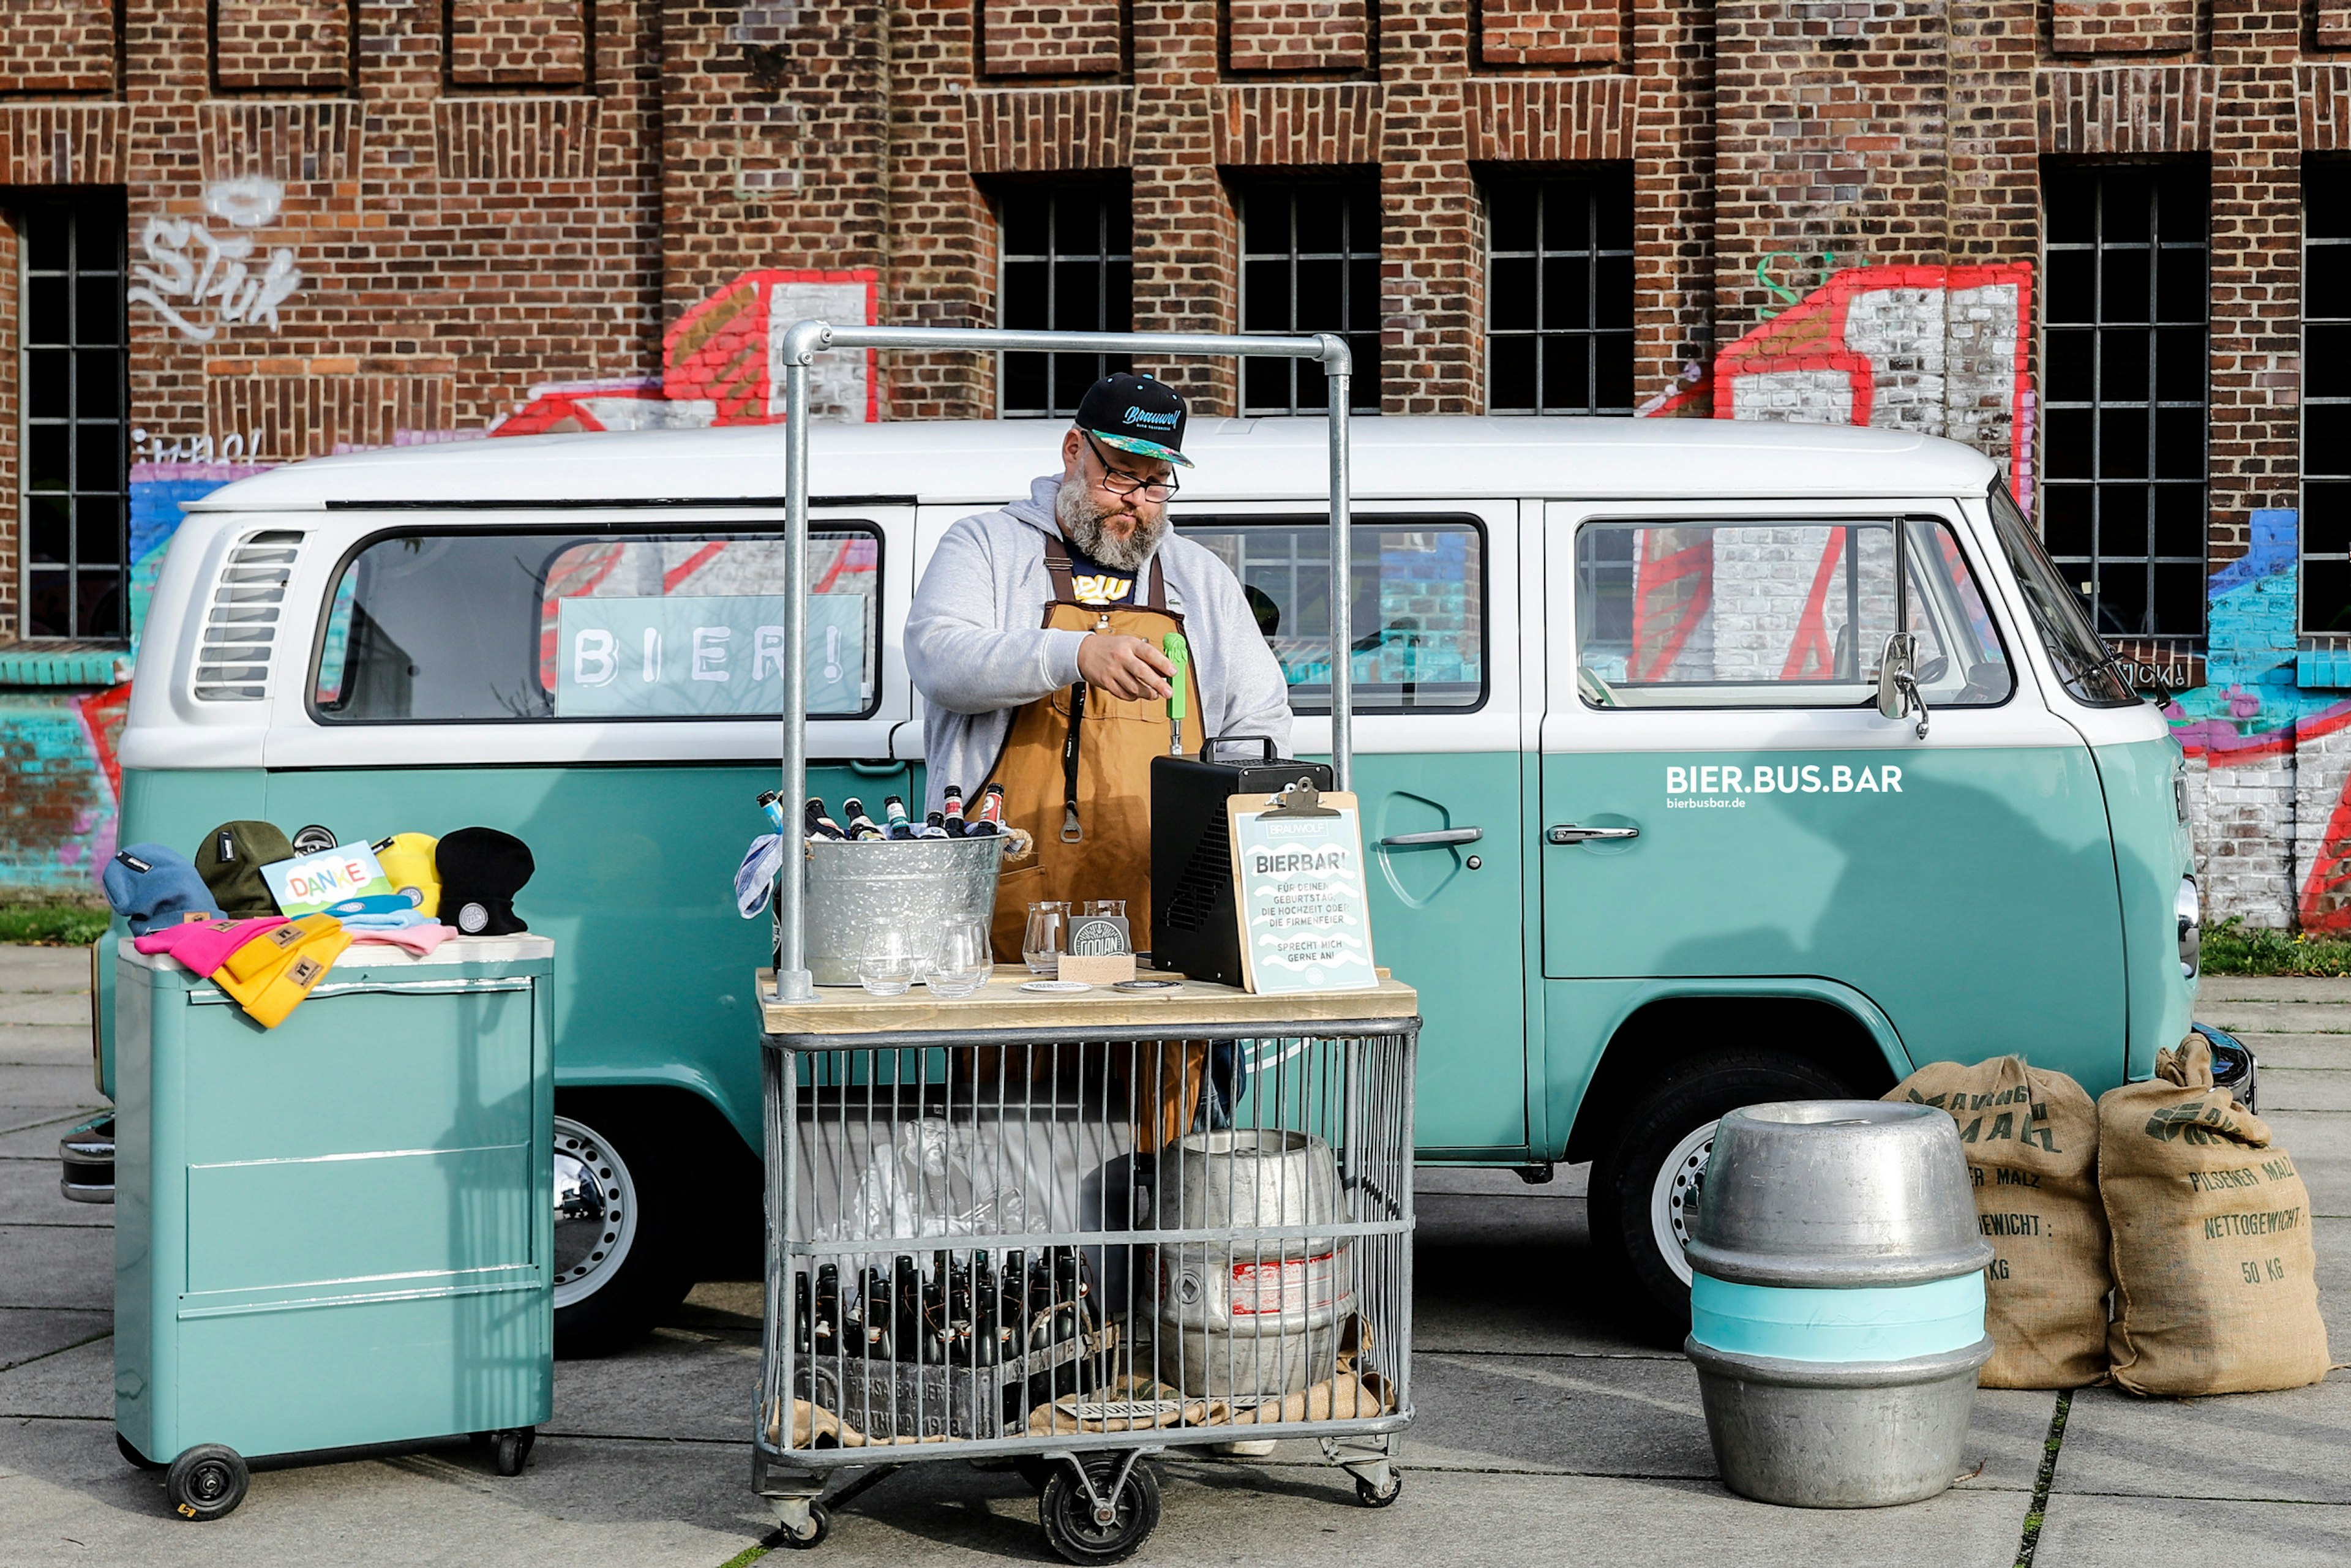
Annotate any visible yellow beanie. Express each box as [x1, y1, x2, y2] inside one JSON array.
[[373, 832, 441, 918], [220, 912, 340, 985], [236, 926, 352, 1029]]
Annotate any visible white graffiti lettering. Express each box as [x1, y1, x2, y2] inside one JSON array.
[[128, 178, 304, 344]]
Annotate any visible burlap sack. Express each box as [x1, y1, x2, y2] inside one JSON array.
[[1886, 1056, 2110, 1388], [2099, 1037, 2330, 1397]]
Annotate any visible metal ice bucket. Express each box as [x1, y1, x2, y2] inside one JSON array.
[[1682, 1100, 1994, 1508], [800, 835, 1008, 986]]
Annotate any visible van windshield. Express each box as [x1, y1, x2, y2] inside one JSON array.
[[1982, 484, 2139, 708], [312, 527, 880, 722]]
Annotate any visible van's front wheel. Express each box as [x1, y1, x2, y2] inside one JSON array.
[[552, 1100, 695, 1356], [1587, 1049, 1856, 1338]]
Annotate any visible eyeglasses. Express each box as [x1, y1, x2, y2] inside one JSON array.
[[1084, 433, 1180, 501]]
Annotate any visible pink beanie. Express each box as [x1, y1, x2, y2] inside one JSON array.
[[132, 915, 291, 977]]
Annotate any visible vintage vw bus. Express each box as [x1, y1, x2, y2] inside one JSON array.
[[97, 415, 2196, 1348]]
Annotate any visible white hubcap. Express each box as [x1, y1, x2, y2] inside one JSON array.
[[1651, 1120, 1719, 1286], [553, 1117, 637, 1309]]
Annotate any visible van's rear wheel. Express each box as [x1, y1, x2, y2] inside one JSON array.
[[552, 1100, 695, 1357], [1588, 1049, 1856, 1338]]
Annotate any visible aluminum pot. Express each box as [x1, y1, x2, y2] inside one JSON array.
[[800, 835, 1008, 987], [1683, 1100, 1994, 1508]]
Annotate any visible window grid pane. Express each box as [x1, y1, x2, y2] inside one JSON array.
[[999, 185, 1133, 418], [2040, 164, 2208, 639], [1485, 173, 1636, 415], [21, 195, 128, 640], [2305, 163, 2351, 634], [1235, 180, 1382, 416]]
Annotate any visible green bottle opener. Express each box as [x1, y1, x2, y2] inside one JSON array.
[[1162, 632, 1189, 757]]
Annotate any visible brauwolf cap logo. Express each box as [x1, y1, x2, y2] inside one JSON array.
[[1076, 372, 1193, 468]]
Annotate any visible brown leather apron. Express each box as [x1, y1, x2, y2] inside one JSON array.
[[983, 533, 1204, 962], [975, 532, 1207, 1150]]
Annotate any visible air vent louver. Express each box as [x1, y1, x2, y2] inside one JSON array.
[[192, 530, 304, 702]]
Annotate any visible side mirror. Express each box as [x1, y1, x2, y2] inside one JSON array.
[[1877, 632, 1929, 739]]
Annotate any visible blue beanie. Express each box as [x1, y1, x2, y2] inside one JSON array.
[[101, 844, 221, 936]]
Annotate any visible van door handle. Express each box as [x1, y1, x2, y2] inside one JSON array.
[[1378, 827, 1483, 848], [1547, 823, 1640, 845]]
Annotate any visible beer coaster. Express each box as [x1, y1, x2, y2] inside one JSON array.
[[1020, 979, 1091, 993], [1113, 979, 1183, 994]]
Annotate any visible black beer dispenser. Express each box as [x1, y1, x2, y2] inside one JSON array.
[[1150, 739, 1333, 988]]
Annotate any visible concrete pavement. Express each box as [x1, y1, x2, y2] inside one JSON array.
[[1, 948, 2343, 1567]]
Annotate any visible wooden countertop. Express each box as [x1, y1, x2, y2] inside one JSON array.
[[757, 965, 1419, 1037]]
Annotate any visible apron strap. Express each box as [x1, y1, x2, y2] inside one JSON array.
[[1145, 554, 1166, 610], [1061, 682, 1086, 842], [1043, 531, 1079, 602]]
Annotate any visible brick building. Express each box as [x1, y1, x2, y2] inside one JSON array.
[[0, 0, 2347, 925]]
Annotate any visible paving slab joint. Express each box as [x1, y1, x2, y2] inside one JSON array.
[[2011, 1389, 2072, 1568]]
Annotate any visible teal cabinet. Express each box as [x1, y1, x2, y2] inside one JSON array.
[[114, 937, 555, 1468]]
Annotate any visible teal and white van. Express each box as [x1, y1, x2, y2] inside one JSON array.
[[101, 416, 2199, 1347]]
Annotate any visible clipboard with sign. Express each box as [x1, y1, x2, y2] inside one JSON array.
[[1224, 782, 1378, 994]]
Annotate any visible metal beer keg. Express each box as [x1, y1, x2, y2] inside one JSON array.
[[1682, 1100, 1994, 1508]]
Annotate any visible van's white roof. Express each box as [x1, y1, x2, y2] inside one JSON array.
[[187, 416, 1998, 511]]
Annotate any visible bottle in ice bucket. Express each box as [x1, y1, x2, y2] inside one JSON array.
[[756, 789, 789, 832], [978, 782, 1006, 828], [841, 798, 885, 840], [804, 798, 847, 841], [882, 795, 915, 839], [920, 810, 951, 839], [814, 1262, 841, 1356], [941, 786, 966, 835], [857, 1265, 889, 1357]]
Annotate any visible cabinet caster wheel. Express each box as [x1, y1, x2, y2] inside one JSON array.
[[776, 1501, 831, 1549], [165, 1444, 249, 1521], [1355, 1469, 1402, 1507], [1040, 1455, 1160, 1564], [493, 1429, 535, 1477], [116, 1432, 165, 1472]]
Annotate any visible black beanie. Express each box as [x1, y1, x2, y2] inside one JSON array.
[[435, 828, 535, 936]]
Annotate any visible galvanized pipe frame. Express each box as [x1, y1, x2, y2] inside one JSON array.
[[770, 321, 1357, 1002]]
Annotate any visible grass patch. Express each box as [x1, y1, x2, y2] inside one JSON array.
[[0, 905, 108, 946], [2201, 917, 2351, 978]]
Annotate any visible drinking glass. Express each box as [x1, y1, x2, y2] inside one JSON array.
[[924, 919, 992, 999], [856, 929, 924, 997], [1022, 901, 1070, 977]]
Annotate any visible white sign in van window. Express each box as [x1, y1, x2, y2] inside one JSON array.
[[555, 595, 869, 718]]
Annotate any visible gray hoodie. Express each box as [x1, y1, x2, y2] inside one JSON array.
[[907, 474, 1294, 809]]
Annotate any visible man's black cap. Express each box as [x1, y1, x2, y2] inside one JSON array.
[[1076, 373, 1191, 468]]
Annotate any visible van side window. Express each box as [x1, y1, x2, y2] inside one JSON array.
[[1983, 482, 2140, 707], [1574, 519, 2013, 710], [1179, 518, 1486, 713], [312, 529, 881, 722]]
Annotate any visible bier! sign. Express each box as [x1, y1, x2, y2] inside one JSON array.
[[1226, 788, 1376, 995]]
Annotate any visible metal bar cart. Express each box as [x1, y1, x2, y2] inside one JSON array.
[[749, 326, 1416, 1559], [754, 979, 1419, 1558]]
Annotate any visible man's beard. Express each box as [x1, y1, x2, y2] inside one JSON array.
[[1057, 481, 1168, 573]]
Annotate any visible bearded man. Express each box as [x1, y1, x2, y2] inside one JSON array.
[[905, 372, 1293, 958]]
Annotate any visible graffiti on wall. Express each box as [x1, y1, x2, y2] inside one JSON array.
[[1643, 263, 2036, 512], [127, 176, 304, 343]]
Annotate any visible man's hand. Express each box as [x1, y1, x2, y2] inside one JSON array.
[[1078, 632, 1175, 702]]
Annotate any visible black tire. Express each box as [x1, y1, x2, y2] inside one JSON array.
[[1039, 1455, 1160, 1565], [165, 1444, 248, 1521], [552, 1097, 698, 1357], [776, 1501, 832, 1550], [1587, 1048, 1856, 1338], [116, 1431, 165, 1471], [1355, 1470, 1402, 1507], [493, 1429, 535, 1476]]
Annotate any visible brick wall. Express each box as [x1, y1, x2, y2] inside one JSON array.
[[0, 0, 2347, 914]]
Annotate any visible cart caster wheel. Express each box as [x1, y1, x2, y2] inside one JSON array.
[[493, 1429, 536, 1477], [1039, 1456, 1160, 1564], [1355, 1469, 1402, 1508], [775, 1501, 831, 1549], [116, 1432, 165, 1472], [165, 1444, 248, 1521]]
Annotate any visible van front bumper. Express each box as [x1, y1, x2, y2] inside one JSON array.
[[2191, 1023, 2259, 1114], [58, 1111, 113, 1203]]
